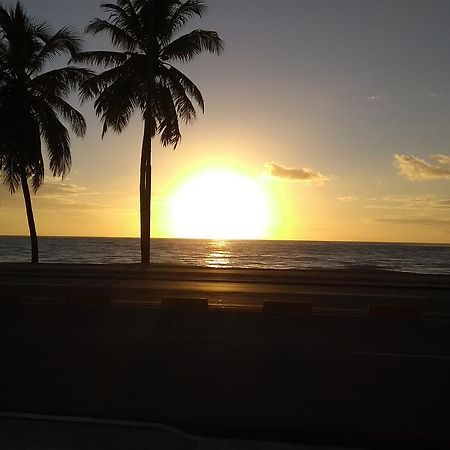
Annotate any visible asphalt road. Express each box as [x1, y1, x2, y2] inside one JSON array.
[[1, 301, 450, 449], [1, 264, 450, 314], [1, 265, 449, 448]]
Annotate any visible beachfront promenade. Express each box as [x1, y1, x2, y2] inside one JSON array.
[[1, 263, 449, 313], [1, 264, 450, 448]]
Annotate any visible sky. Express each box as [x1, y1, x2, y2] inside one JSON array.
[[1, 0, 450, 243]]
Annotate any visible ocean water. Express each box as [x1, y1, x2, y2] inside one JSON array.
[[0, 236, 449, 274]]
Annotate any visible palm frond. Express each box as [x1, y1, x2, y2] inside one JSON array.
[[93, 70, 141, 137], [161, 0, 207, 43], [100, 2, 145, 49], [164, 76, 196, 124], [85, 18, 138, 52], [30, 154, 44, 192], [161, 64, 204, 111], [31, 66, 93, 98], [0, 136, 22, 193], [79, 1, 222, 149], [0, 0, 89, 242], [0, 107, 43, 192], [79, 63, 130, 102], [0, 4, 42, 72], [155, 84, 181, 147], [28, 26, 83, 75], [71, 50, 129, 68], [96, 90, 138, 137], [1, 155, 22, 193], [37, 95, 86, 137], [33, 99, 72, 178], [160, 29, 223, 62]]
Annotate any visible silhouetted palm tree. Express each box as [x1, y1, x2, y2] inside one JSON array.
[[74, 0, 223, 264], [0, 2, 91, 263]]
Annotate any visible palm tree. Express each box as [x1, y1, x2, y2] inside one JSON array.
[[0, 2, 91, 263], [73, 0, 223, 264]]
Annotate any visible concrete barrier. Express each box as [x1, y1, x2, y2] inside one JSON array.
[[369, 304, 423, 319], [65, 294, 112, 306], [263, 300, 312, 313], [161, 297, 209, 310]]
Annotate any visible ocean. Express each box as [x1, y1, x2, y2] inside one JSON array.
[[0, 236, 449, 274]]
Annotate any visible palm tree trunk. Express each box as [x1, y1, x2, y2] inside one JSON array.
[[140, 51, 154, 266], [140, 118, 152, 265], [20, 172, 39, 264]]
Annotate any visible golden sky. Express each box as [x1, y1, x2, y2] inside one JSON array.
[[1, 0, 450, 243]]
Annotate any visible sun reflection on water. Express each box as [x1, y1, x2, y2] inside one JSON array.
[[205, 240, 232, 268]]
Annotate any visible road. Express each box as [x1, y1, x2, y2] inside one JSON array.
[[1, 264, 450, 314], [1, 302, 450, 449], [1, 265, 450, 448]]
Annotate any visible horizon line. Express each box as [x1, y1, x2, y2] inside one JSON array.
[[0, 235, 449, 246]]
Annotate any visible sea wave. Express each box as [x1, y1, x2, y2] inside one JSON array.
[[0, 236, 449, 274]]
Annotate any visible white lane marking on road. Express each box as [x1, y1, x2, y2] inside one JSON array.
[[353, 351, 450, 360]]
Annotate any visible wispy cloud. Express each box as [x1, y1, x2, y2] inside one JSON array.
[[0, 179, 107, 212], [363, 94, 389, 101], [338, 196, 359, 202], [264, 162, 330, 185], [427, 92, 439, 97], [373, 218, 450, 227], [364, 194, 450, 211], [361, 194, 450, 230], [394, 154, 450, 181]]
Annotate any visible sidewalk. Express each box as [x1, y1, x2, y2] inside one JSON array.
[[0, 415, 358, 450]]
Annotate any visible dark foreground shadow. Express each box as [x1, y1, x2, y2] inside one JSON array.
[[1, 303, 449, 449]]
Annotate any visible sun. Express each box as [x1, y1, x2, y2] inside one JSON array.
[[169, 169, 269, 240]]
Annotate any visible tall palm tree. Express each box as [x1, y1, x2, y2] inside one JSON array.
[[74, 0, 223, 264], [0, 2, 91, 264]]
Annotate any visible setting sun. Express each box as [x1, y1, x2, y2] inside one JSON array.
[[169, 170, 269, 240]]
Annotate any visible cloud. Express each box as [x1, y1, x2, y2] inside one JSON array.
[[364, 94, 389, 101], [338, 196, 359, 202], [430, 154, 450, 167], [394, 154, 450, 181], [364, 194, 450, 212], [374, 218, 450, 227], [264, 162, 330, 185], [361, 194, 450, 231], [0, 179, 107, 212]]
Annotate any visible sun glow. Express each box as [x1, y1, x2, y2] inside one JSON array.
[[169, 169, 269, 239]]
